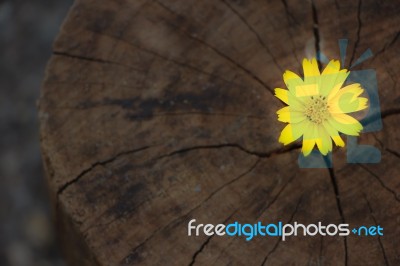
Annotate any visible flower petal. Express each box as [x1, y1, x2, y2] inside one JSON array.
[[301, 121, 316, 156], [330, 96, 368, 114], [330, 83, 363, 101], [319, 60, 342, 97], [302, 58, 324, 100], [278, 123, 304, 145], [320, 71, 349, 98], [328, 113, 363, 136], [274, 88, 306, 111], [277, 107, 307, 123], [303, 58, 320, 78], [322, 60, 341, 75], [322, 120, 345, 147], [315, 126, 332, 155], [326, 70, 350, 100], [329, 83, 368, 113], [274, 88, 289, 104], [283, 70, 306, 98]]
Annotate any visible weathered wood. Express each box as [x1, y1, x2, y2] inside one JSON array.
[[39, 0, 400, 265]]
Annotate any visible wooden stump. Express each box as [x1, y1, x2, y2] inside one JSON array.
[[39, 0, 400, 265]]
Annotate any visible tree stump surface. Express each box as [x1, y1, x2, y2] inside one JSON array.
[[39, 0, 400, 265]]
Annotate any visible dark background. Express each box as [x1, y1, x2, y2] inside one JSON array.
[[0, 0, 71, 265]]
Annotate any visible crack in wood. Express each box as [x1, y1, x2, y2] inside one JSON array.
[[188, 210, 239, 266], [385, 66, 397, 86], [52, 51, 146, 73], [221, 0, 283, 72], [359, 164, 400, 203], [124, 40, 242, 87], [55, 41, 245, 91], [45, 101, 272, 122], [279, 0, 301, 65], [326, 161, 348, 266], [152, 0, 274, 95], [318, 235, 324, 263], [254, 173, 296, 221], [115, 158, 260, 237], [158, 142, 301, 161], [311, 0, 321, 69], [361, 107, 400, 131], [363, 194, 390, 266], [81, 174, 159, 233], [58, 141, 300, 205], [188, 234, 213, 266], [206, 173, 296, 265], [349, 0, 363, 67], [180, 27, 275, 95], [386, 148, 400, 160], [384, 30, 400, 51], [55, 141, 297, 232], [80, 19, 257, 93], [260, 195, 303, 266], [127, 111, 270, 120], [374, 30, 400, 59], [334, 0, 340, 10], [381, 107, 400, 119], [185, 158, 260, 216], [372, 133, 384, 149], [120, 161, 259, 265], [57, 145, 154, 195], [210, 237, 235, 265], [281, 0, 298, 25]]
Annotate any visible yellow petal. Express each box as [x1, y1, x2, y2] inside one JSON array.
[[328, 113, 363, 136], [274, 88, 306, 111], [294, 83, 319, 97], [319, 58, 349, 97], [303, 58, 320, 78], [301, 121, 316, 156], [322, 120, 345, 147], [357, 97, 368, 111], [322, 60, 341, 75], [315, 126, 332, 155], [278, 123, 304, 145], [326, 70, 350, 100], [274, 88, 289, 104], [330, 83, 363, 102], [302, 139, 315, 156], [302, 58, 322, 100], [332, 135, 345, 147], [283, 70, 306, 98], [330, 96, 368, 114], [328, 83, 368, 113], [277, 107, 307, 123], [283, 70, 302, 84], [319, 60, 341, 97]]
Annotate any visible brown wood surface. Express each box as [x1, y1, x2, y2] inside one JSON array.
[[38, 0, 400, 265]]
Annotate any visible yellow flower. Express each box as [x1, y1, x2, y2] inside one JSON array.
[[275, 58, 368, 156]]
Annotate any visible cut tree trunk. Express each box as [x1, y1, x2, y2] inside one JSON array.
[[39, 0, 400, 265]]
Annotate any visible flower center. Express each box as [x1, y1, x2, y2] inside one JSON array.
[[304, 95, 330, 124]]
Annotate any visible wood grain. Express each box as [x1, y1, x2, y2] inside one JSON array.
[[39, 0, 400, 265]]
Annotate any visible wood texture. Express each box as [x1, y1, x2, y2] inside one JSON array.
[[39, 0, 400, 265]]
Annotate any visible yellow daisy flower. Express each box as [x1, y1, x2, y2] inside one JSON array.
[[275, 58, 368, 156]]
